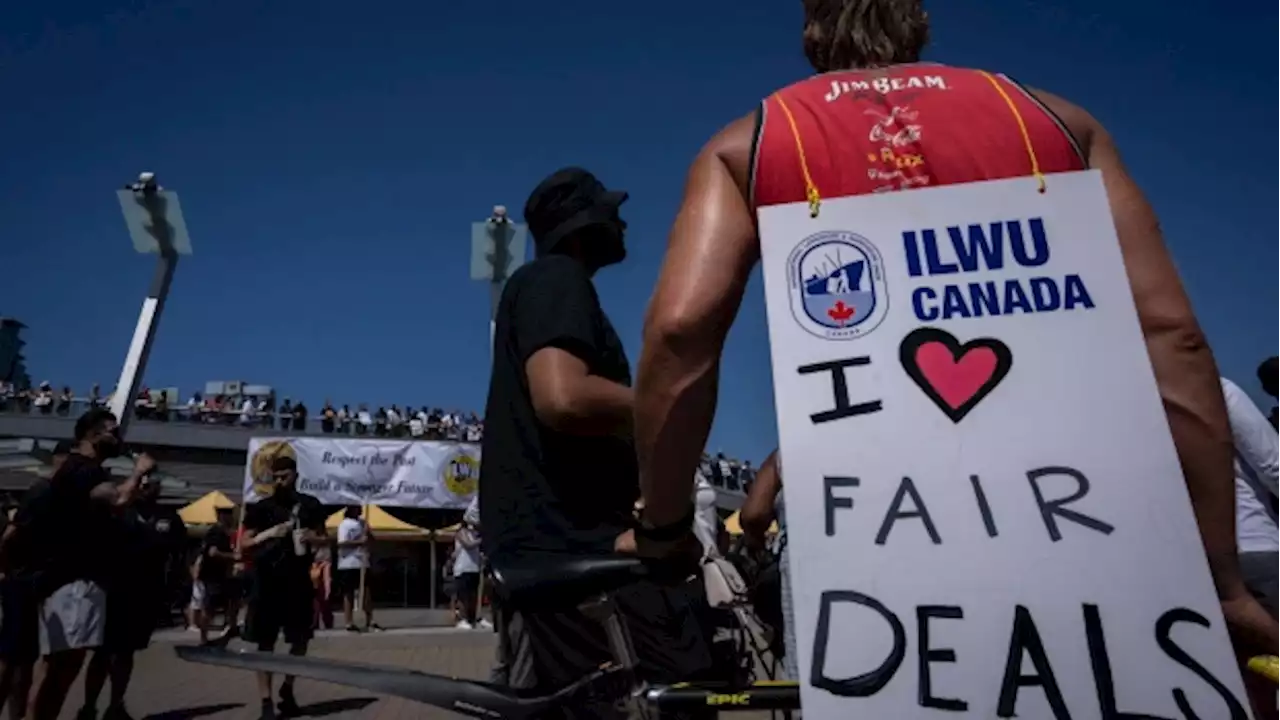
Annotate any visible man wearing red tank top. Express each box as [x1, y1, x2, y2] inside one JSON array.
[[631, 0, 1277, 688]]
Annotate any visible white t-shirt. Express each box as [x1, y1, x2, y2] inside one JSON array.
[[336, 517, 370, 570], [409, 417, 425, 436], [1221, 378, 1279, 553], [453, 526, 482, 575], [692, 471, 720, 557]]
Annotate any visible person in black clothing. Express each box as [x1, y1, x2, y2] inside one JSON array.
[[478, 168, 713, 715], [0, 440, 72, 720], [240, 456, 326, 720], [191, 506, 238, 645], [78, 480, 187, 720], [0, 410, 154, 720]]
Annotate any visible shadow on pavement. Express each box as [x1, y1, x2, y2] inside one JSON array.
[[143, 702, 243, 720], [291, 697, 379, 717]]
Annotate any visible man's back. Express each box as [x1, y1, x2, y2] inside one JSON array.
[[479, 254, 638, 565], [17, 454, 112, 591], [752, 64, 1085, 208]]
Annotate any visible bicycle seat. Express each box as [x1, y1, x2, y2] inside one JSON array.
[[492, 555, 646, 607]]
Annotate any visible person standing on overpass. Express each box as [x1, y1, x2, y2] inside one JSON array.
[[631, 0, 1276, 669]]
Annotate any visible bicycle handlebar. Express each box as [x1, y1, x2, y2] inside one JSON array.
[[1248, 655, 1277, 683]]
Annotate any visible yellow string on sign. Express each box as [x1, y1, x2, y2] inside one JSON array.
[[772, 94, 822, 218], [979, 71, 1047, 194]]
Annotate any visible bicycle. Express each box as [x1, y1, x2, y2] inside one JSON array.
[[177, 555, 802, 718]]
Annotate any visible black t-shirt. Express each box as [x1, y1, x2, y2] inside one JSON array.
[[198, 524, 234, 582], [13, 453, 115, 592], [110, 504, 187, 594], [243, 491, 324, 587], [479, 255, 638, 566]]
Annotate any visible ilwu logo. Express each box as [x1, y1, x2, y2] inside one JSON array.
[[787, 230, 888, 340]]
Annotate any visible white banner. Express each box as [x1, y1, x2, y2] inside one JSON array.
[[243, 437, 479, 509], [759, 172, 1249, 719]]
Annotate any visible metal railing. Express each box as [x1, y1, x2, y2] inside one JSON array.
[[0, 395, 481, 441]]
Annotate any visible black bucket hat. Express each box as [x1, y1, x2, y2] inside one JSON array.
[[524, 167, 628, 257]]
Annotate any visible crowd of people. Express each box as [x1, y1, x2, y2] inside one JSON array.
[[0, 1, 1276, 717], [0, 410, 186, 720], [0, 431, 398, 720], [0, 381, 487, 442]]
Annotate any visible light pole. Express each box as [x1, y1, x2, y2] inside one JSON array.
[[108, 172, 194, 435], [470, 205, 528, 354]]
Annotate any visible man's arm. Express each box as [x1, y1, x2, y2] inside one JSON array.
[[634, 113, 759, 526], [240, 524, 289, 549], [205, 531, 237, 560], [203, 533, 234, 559], [1035, 90, 1274, 649], [239, 505, 289, 549], [88, 454, 156, 507], [299, 500, 329, 545], [527, 350, 633, 436], [457, 529, 481, 550], [515, 260, 632, 436], [740, 451, 781, 549]]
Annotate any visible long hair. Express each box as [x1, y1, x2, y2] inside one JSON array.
[[802, 0, 930, 73]]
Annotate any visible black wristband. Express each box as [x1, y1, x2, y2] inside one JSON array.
[[636, 505, 696, 543]]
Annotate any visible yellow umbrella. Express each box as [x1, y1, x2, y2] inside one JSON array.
[[177, 490, 236, 526], [324, 506, 430, 537], [724, 510, 779, 536]]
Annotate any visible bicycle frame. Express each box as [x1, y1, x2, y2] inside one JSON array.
[[176, 588, 803, 717], [175, 643, 618, 719]]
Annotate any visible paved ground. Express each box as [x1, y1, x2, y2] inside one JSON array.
[[56, 610, 784, 719], [62, 628, 499, 720]]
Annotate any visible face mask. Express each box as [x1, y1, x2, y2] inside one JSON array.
[[94, 432, 122, 460], [586, 221, 627, 270]]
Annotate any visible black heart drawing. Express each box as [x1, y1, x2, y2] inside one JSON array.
[[899, 327, 1013, 423]]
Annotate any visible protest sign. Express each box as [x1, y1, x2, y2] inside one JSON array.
[[243, 437, 478, 509], [758, 171, 1250, 719]]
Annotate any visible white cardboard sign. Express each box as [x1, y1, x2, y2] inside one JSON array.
[[758, 172, 1251, 719]]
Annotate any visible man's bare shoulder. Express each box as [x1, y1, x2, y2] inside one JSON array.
[[700, 111, 758, 195], [1023, 86, 1103, 156]]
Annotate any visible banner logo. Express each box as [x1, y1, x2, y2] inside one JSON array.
[[442, 451, 478, 497], [249, 439, 296, 498]]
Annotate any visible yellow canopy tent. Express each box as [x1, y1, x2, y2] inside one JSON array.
[[324, 506, 430, 538], [177, 490, 236, 527], [723, 510, 779, 536]]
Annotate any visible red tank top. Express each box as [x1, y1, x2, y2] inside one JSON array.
[[751, 64, 1085, 210]]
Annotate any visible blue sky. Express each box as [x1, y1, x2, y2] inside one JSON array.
[[1, 0, 1275, 461]]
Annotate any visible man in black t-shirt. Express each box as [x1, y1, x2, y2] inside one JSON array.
[[0, 440, 69, 720], [240, 456, 325, 720], [79, 481, 187, 720], [478, 168, 713, 712], [3, 410, 153, 720]]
